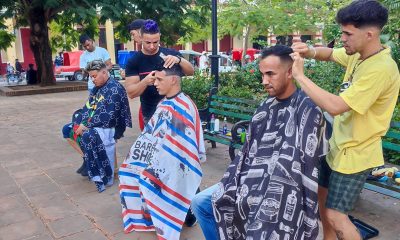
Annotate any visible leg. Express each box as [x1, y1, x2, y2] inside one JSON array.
[[325, 208, 361, 240], [66, 138, 83, 156], [191, 184, 219, 240], [324, 169, 369, 240], [318, 186, 336, 240], [317, 158, 336, 239]]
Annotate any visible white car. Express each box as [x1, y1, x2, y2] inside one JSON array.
[[179, 50, 236, 73]]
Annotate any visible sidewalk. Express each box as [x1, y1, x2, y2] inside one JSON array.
[[0, 91, 399, 240]]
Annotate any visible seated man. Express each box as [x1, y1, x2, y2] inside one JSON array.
[[119, 66, 206, 240], [62, 60, 132, 192], [191, 45, 329, 240]]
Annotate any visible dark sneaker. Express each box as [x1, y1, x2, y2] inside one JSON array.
[[184, 207, 197, 227]]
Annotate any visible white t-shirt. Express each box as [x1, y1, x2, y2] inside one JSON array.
[[80, 46, 111, 91], [199, 55, 208, 70]]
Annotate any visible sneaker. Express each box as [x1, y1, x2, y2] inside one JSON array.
[[184, 207, 197, 227]]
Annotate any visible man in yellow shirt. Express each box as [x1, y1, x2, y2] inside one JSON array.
[[291, 0, 400, 240]]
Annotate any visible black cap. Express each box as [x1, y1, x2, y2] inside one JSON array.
[[127, 19, 146, 31]]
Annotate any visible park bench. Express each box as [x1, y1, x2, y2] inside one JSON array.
[[363, 121, 400, 200], [199, 94, 260, 160]]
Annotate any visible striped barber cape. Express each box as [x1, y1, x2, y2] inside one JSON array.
[[119, 92, 206, 240]]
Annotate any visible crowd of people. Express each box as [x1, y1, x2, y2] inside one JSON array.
[[61, 1, 399, 240]]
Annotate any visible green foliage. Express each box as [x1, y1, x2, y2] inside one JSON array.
[[305, 60, 344, 94], [182, 71, 213, 109], [0, 29, 15, 51]]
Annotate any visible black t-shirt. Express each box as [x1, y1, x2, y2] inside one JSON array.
[[125, 47, 182, 119]]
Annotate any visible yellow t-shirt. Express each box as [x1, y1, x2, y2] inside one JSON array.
[[327, 47, 400, 174]]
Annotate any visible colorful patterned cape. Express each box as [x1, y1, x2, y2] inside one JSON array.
[[79, 78, 132, 192], [212, 90, 329, 240], [119, 92, 206, 240]]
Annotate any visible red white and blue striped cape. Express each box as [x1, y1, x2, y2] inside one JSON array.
[[119, 92, 206, 240]]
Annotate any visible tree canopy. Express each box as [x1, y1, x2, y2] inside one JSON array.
[[0, 0, 210, 86]]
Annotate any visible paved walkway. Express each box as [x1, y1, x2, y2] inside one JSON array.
[[0, 91, 399, 240]]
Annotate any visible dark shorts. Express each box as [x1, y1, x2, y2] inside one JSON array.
[[318, 158, 369, 213]]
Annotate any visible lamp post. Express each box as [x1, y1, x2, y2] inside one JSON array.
[[209, 0, 220, 93]]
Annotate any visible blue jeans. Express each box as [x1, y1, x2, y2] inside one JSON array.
[[191, 184, 219, 240]]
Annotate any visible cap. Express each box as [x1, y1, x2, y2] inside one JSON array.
[[127, 19, 145, 31]]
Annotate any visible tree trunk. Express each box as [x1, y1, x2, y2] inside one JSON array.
[[242, 25, 250, 65], [28, 7, 55, 86]]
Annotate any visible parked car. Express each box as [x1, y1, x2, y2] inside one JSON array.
[[179, 50, 236, 73], [54, 51, 84, 81], [55, 51, 122, 81]]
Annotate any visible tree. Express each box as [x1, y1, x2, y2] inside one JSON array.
[[218, 0, 346, 62], [0, 0, 209, 86]]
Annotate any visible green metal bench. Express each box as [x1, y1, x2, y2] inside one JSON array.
[[364, 121, 400, 199], [199, 95, 260, 160]]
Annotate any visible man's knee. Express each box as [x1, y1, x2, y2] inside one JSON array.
[[62, 123, 72, 138], [325, 208, 348, 228]]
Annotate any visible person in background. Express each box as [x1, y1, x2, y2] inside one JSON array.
[[79, 34, 112, 92], [26, 64, 37, 85]]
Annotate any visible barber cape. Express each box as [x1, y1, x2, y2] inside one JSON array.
[[119, 92, 206, 240], [212, 89, 328, 240], [79, 78, 132, 192]]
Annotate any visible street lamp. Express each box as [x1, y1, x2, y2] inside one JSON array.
[[209, 0, 220, 93]]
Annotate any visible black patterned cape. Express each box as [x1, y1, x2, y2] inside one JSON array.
[[212, 89, 328, 240]]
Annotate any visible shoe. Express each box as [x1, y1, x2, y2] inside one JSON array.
[[76, 161, 85, 174], [184, 207, 197, 227]]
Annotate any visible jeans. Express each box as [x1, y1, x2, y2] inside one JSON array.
[[191, 184, 219, 240]]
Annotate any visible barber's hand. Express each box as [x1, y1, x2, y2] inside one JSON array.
[[290, 52, 306, 80], [75, 124, 88, 136], [163, 55, 180, 68], [291, 42, 312, 58], [143, 71, 156, 86]]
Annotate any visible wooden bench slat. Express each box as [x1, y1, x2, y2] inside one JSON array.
[[384, 131, 400, 140], [210, 101, 256, 114], [390, 121, 400, 128], [382, 141, 400, 152], [364, 182, 400, 199], [212, 95, 260, 105], [204, 134, 232, 146], [209, 109, 252, 121]]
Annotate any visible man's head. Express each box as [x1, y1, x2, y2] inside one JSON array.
[[154, 66, 183, 97], [336, 0, 388, 55], [79, 34, 95, 52], [127, 19, 145, 43], [85, 60, 110, 88], [141, 20, 160, 55], [259, 45, 296, 99]]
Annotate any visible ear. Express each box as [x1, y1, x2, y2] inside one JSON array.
[[287, 65, 293, 79]]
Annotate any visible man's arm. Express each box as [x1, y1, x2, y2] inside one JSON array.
[[125, 72, 156, 99], [292, 42, 335, 62], [291, 52, 350, 116]]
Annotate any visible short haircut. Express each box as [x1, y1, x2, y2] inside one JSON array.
[[336, 0, 388, 29], [85, 60, 107, 72], [127, 19, 145, 31], [163, 66, 183, 78], [260, 45, 293, 64], [79, 34, 92, 44], [141, 19, 160, 35]]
